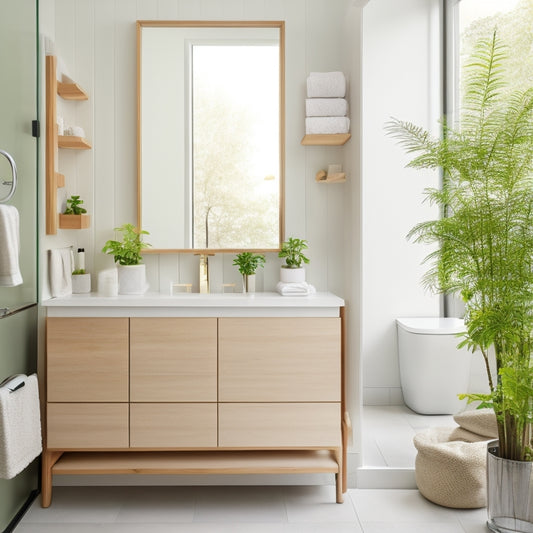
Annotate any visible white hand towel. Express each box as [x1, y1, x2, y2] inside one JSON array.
[[305, 98, 348, 117], [307, 72, 346, 98], [0, 205, 22, 287], [49, 248, 72, 298], [305, 117, 350, 135], [0, 374, 42, 479], [276, 281, 316, 296]]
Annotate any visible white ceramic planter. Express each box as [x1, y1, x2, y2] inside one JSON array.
[[71, 273, 91, 294], [280, 267, 305, 283], [117, 264, 148, 295], [243, 274, 256, 293]]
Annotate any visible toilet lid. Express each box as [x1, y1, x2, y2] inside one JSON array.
[[396, 317, 465, 334]]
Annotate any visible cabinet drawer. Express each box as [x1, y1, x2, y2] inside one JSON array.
[[219, 403, 341, 448], [47, 403, 128, 449], [47, 317, 129, 402], [130, 318, 217, 402], [219, 318, 341, 402], [130, 403, 217, 448]]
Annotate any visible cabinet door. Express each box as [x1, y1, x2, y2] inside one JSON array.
[[130, 318, 217, 402], [47, 317, 129, 402], [130, 403, 217, 448], [219, 403, 341, 448], [47, 403, 128, 449], [219, 318, 341, 402]]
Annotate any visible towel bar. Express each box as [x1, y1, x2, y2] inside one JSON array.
[[0, 149, 17, 203], [0, 374, 26, 393]]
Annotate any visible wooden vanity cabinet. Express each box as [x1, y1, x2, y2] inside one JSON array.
[[43, 311, 345, 507]]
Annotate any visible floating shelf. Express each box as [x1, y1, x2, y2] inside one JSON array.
[[301, 133, 351, 146], [58, 135, 91, 149], [315, 170, 346, 183], [59, 214, 90, 230], [57, 82, 89, 100]]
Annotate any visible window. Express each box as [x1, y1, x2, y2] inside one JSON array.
[[446, 0, 533, 123]]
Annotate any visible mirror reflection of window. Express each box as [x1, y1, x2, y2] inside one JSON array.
[[191, 44, 279, 249], [138, 22, 284, 252]]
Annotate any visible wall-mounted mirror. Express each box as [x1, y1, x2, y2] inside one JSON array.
[[137, 21, 285, 253]]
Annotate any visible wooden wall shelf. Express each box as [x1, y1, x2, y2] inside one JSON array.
[[46, 55, 91, 234], [57, 82, 88, 100], [58, 136, 91, 150], [59, 214, 90, 230], [301, 133, 351, 146]]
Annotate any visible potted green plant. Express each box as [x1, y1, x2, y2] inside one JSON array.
[[102, 223, 151, 294], [388, 33, 533, 532], [59, 195, 90, 229], [278, 237, 310, 283], [232, 252, 265, 293]]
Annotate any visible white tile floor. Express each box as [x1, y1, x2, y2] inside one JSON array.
[[16, 484, 490, 532], [362, 405, 456, 467], [15, 406, 490, 532]]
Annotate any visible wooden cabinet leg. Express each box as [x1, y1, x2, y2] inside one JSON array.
[[333, 448, 344, 503], [41, 451, 62, 508]]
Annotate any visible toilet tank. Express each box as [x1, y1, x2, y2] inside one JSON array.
[[396, 318, 473, 415]]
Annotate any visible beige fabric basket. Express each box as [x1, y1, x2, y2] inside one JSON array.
[[414, 427, 489, 508]]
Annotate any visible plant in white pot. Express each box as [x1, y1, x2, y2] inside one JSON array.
[[278, 237, 310, 283], [232, 252, 265, 293], [388, 32, 533, 532], [101, 223, 151, 295]]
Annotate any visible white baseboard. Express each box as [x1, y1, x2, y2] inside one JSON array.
[[356, 467, 416, 489]]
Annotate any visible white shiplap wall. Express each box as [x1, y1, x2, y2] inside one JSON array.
[[40, 0, 354, 298]]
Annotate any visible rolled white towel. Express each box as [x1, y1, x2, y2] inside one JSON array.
[[307, 71, 346, 98], [305, 117, 350, 135], [306, 98, 348, 117], [276, 281, 316, 296]]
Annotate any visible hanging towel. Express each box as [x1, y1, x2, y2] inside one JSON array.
[[49, 248, 72, 297], [307, 72, 346, 98], [305, 117, 350, 135], [0, 374, 42, 479], [305, 98, 348, 117], [0, 205, 22, 287], [276, 281, 316, 296]]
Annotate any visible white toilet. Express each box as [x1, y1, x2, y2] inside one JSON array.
[[396, 317, 473, 415]]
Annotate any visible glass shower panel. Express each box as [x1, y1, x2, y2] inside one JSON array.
[[0, 0, 38, 311]]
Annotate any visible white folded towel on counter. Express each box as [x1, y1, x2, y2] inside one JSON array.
[[276, 281, 316, 296], [307, 71, 346, 98], [305, 117, 350, 135], [306, 98, 348, 117], [0, 205, 22, 287], [49, 248, 72, 298], [0, 374, 42, 479]]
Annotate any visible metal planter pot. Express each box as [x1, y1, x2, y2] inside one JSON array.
[[487, 441, 533, 533]]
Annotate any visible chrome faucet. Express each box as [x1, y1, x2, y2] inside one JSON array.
[[199, 254, 210, 293]]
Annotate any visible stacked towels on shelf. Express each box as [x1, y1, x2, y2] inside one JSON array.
[[305, 72, 349, 135]]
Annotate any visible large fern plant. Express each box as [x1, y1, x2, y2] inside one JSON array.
[[387, 32, 533, 462]]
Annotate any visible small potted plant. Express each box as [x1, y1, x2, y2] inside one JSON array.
[[232, 252, 266, 293], [101, 223, 151, 294], [278, 237, 310, 283], [59, 195, 90, 229]]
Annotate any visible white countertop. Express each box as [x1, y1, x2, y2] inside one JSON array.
[[43, 292, 345, 318]]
